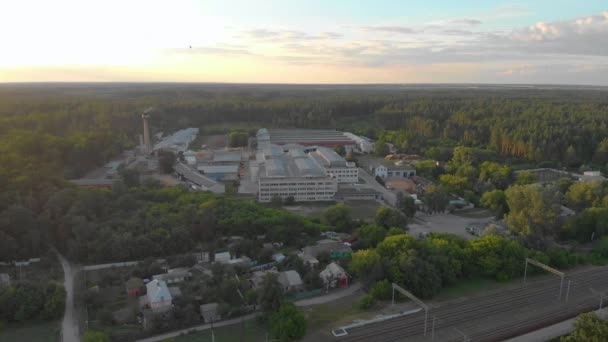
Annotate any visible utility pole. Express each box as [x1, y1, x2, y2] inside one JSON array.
[[565, 280, 571, 302]]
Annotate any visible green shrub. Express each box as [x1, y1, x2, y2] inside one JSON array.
[[357, 294, 376, 310], [370, 280, 392, 301]]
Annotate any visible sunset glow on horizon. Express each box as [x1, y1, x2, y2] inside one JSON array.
[[1, 0, 608, 84]]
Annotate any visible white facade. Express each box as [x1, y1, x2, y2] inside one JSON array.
[[374, 165, 388, 178], [325, 166, 358, 183], [259, 177, 338, 202], [343, 132, 373, 153], [372, 162, 416, 179]]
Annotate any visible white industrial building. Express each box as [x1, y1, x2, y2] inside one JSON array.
[[343, 132, 373, 153], [370, 160, 416, 179], [153, 128, 199, 153], [309, 146, 358, 183], [257, 145, 338, 202]]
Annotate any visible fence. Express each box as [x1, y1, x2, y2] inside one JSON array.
[[287, 289, 322, 301]]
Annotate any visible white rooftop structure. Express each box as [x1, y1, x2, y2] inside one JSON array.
[[146, 279, 172, 310], [153, 128, 199, 153]]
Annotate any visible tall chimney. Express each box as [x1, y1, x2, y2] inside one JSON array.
[[142, 108, 152, 154]]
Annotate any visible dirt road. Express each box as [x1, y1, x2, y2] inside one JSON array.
[[56, 251, 80, 342]]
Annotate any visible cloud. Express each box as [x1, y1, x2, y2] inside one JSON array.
[[157, 10, 608, 84], [448, 18, 482, 26], [364, 26, 417, 34], [244, 29, 343, 41], [499, 64, 537, 76]]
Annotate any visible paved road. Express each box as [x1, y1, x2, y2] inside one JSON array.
[[357, 168, 396, 206], [338, 266, 608, 342], [56, 251, 80, 342], [295, 283, 362, 307]]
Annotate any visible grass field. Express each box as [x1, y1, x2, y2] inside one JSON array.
[[0, 320, 60, 342], [174, 319, 267, 342], [435, 278, 503, 300]]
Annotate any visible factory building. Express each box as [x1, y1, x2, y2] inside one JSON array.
[[257, 145, 338, 202], [175, 162, 225, 193], [309, 146, 358, 183], [257, 128, 356, 150], [153, 128, 199, 154], [343, 132, 373, 153], [196, 165, 239, 181]]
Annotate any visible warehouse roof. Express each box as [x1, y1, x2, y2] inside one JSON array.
[[197, 165, 239, 174]]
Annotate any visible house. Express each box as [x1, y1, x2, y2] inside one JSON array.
[[146, 279, 172, 311], [214, 252, 232, 263], [302, 241, 353, 260], [272, 253, 286, 263], [125, 277, 144, 296], [221, 256, 252, 269], [370, 160, 416, 179], [152, 268, 190, 284], [249, 269, 278, 289], [200, 303, 221, 323], [319, 263, 349, 289], [278, 270, 304, 293], [0, 273, 10, 287]]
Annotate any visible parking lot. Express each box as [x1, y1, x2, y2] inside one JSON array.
[[408, 209, 495, 239]]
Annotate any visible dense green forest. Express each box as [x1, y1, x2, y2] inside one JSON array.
[[1, 83, 607, 261]]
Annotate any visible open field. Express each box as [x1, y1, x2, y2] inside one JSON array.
[[409, 210, 494, 239], [0, 320, 60, 342], [173, 319, 267, 342]]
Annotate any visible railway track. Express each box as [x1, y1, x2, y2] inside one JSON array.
[[339, 266, 608, 342]]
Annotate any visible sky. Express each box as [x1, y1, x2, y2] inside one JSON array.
[[1, 0, 608, 84]]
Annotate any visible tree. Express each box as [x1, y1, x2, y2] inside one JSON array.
[[322, 203, 353, 232], [396, 192, 416, 219], [258, 273, 284, 315], [566, 181, 604, 211], [268, 302, 307, 341], [505, 184, 561, 241], [375, 207, 407, 228], [415, 160, 441, 179], [561, 312, 608, 341], [479, 161, 512, 190], [119, 168, 140, 188], [83, 330, 110, 342], [514, 172, 536, 185], [284, 196, 295, 206], [349, 249, 383, 284], [357, 224, 387, 248], [480, 190, 509, 218], [593, 138, 608, 164], [158, 151, 176, 174], [334, 145, 346, 156], [270, 194, 283, 207], [374, 139, 389, 157], [423, 185, 449, 213], [439, 174, 469, 195], [228, 131, 249, 147], [565, 145, 580, 167]]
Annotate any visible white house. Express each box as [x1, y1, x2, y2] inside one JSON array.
[[0, 273, 10, 287], [371, 161, 416, 179], [319, 262, 349, 289], [278, 270, 304, 293], [152, 268, 190, 284], [146, 279, 172, 311]]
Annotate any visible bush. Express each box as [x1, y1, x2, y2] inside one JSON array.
[[357, 294, 376, 310], [370, 280, 392, 301]]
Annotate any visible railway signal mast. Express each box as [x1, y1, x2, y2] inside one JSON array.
[[392, 283, 429, 336], [523, 258, 566, 300]]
